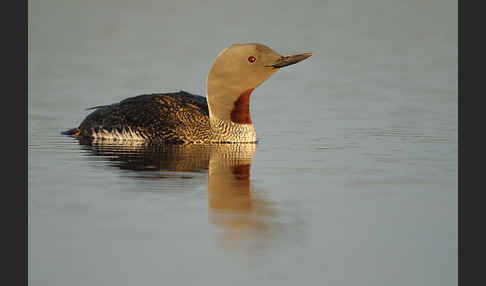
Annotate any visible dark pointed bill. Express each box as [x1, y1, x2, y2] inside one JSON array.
[[270, 53, 313, 68]]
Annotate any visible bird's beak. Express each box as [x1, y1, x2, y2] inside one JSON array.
[[270, 53, 313, 68]]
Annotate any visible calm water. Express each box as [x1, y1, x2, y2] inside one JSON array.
[[28, 0, 457, 285]]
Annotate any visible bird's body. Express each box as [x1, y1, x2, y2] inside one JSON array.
[[67, 91, 211, 144], [64, 43, 312, 144], [67, 90, 255, 144]]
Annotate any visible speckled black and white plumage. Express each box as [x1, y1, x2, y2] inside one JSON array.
[[68, 91, 214, 144]]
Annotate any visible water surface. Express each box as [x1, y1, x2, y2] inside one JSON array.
[[29, 0, 457, 285]]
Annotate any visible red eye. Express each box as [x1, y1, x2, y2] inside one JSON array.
[[248, 56, 256, 63]]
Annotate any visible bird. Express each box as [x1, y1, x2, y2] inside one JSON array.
[[62, 43, 312, 144]]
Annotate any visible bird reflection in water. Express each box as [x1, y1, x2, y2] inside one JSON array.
[[79, 139, 286, 251]]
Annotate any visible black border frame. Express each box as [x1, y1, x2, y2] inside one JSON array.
[[6, 0, 27, 285]]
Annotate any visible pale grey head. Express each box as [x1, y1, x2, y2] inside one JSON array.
[[206, 43, 312, 125]]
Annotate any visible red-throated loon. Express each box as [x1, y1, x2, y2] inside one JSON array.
[[62, 43, 312, 144]]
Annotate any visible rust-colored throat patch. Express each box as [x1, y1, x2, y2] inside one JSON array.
[[230, 89, 254, 124]]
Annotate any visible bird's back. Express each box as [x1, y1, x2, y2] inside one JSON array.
[[68, 91, 212, 144]]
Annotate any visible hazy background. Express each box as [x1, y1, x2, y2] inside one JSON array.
[[29, 0, 457, 285]]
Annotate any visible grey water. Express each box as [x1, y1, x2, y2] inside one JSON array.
[[28, 0, 457, 285]]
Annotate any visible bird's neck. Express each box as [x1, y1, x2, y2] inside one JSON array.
[[206, 81, 257, 143], [229, 88, 253, 124]]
